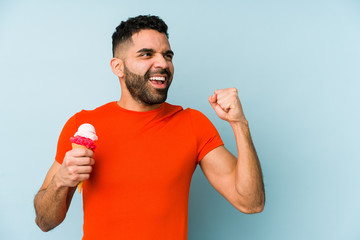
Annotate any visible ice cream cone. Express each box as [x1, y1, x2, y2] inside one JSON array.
[[72, 143, 88, 149]]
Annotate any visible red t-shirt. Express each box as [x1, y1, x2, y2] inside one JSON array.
[[55, 102, 223, 240]]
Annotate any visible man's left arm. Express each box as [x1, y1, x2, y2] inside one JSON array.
[[200, 88, 265, 214]]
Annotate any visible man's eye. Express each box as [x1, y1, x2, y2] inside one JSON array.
[[165, 54, 173, 60], [141, 52, 152, 57]]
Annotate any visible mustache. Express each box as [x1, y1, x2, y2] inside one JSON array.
[[144, 69, 171, 79]]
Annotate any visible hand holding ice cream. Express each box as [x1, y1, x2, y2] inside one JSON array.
[[70, 123, 98, 193]]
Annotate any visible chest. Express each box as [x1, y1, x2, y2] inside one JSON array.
[[87, 117, 198, 193]]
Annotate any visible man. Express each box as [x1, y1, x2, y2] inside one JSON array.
[[34, 15, 265, 239]]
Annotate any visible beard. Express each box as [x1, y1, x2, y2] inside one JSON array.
[[123, 63, 172, 106]]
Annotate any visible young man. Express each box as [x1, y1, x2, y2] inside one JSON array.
[[34, 15, 265, 240]]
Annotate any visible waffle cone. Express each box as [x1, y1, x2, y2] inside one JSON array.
[[72, 143, 88, 149]]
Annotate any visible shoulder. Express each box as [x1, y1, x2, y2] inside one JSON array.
[[183, 107, 211, 122], [162, 102, 183, 113], [161, 103, 211, 122], [162, 102, 204, 118], [160, 102, 184, 119], [162, 103, 214, 126], [74, 102, 116, 119], [61, 102, 116, 129], [78, 102, 116, 115]]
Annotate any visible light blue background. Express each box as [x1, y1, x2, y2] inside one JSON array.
[[1, 0, 359, 239]]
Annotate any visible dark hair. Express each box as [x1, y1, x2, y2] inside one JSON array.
[[112, 15, 169, 56]]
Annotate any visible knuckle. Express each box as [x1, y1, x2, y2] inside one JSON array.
[[79, 148, 87, 155], [88, 150, 94, 157], [68, 167, 75, 175], [86, 157, 92, 165], [81, 158, 89, 166], [64, 158, 72, 167], [74, 148, 85, 155], [70, 175, 79, 182], [84, 166, 92, 174]]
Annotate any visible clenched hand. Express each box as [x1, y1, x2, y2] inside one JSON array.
[[208, 88, 247, 124]]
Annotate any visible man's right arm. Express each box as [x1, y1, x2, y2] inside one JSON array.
[[34, 148, 94, 232]]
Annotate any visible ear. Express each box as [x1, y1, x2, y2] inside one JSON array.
[[110, 58, 124, 78]]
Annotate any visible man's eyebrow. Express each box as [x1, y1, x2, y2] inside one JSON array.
[[137, 48, 155, 53], [164, 50, 174, 56], [136, 48, 174, 56]]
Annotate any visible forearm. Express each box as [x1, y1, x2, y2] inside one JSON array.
[[34, 175, 75, 232], [231, 120, 265, 211]]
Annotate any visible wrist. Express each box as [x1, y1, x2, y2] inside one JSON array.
[[230, 119, 251, 138], [230, 118, 249, 129], [52, 173, 66, 190]]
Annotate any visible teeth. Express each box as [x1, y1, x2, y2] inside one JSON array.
[[149, 76, 165, 81]]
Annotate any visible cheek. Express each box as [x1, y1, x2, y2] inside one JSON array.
[[168, 63, 174, 74], [127, 61, 151, 76]]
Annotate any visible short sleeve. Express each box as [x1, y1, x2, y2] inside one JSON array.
[[189, 109, 224, 162], [55, 114, 78, 164]]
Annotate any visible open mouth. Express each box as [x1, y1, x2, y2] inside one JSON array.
[[149, 76, 167, 89]]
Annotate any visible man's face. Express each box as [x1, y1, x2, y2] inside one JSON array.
[[123, 63, 171, 105], [121, 29, 174, 106]]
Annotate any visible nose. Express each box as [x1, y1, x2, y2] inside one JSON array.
[[153, 53, 169, 69]]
